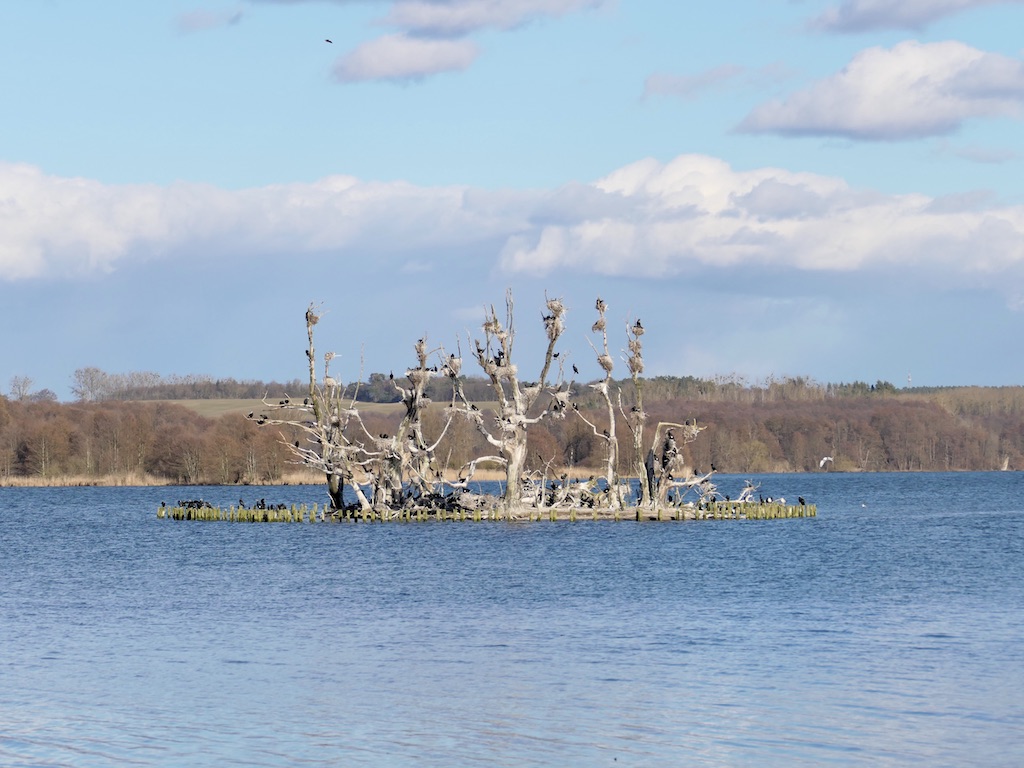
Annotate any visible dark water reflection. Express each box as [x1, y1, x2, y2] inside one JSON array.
[[2, 473, 1023, 766]]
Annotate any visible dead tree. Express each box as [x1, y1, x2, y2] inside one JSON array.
[[460, 290, 567, 511], [573, 297, 623, 509], [250, 304, 371, 513], [356, 337, 454, 512], [621, 315, 651, 506], [650, 420, 709, 506]]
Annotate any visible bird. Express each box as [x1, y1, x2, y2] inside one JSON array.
[[572, 364, 579, 375], [819, 456, 834, 468], [798, 496, 806, 506], [325, 38, 333, 43]]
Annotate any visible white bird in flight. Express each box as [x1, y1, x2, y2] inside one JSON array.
[[819, 456, 834, 468]]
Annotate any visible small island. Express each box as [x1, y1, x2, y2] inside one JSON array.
[[161, 293, 817, 523]]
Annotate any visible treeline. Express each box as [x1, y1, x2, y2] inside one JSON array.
[[1, 382, 1021, 484], [66, 368, 308, 402], [56, 368, 902, 405], [0, 398, 292, 484]]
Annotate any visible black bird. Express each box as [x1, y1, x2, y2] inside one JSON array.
[[553, 352, 560, 358], [325, 38, 333, 43], [247, 411, 254, 419], [572, 364, 579, 375], [798, 496, 806, 506]]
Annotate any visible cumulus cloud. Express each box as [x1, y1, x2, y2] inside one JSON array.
[[810, 0, 1022, 32], [498, 154, 1024, 282], [4, 156, 1024, 297], [739, 40, 1024, 140], [333, 34, 479, 81], [0, 162, 513, 280]]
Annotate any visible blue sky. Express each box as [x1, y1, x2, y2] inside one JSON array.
[[3, 0, 1024, 399]]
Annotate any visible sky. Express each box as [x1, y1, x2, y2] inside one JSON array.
[[3, 0, 1024, 400]]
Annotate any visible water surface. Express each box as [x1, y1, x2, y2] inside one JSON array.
[[2, 473, 1022, 766]]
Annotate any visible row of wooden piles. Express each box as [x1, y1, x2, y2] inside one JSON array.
[[157, 501, 816, 523]]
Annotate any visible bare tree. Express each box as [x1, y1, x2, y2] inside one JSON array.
[[573, 297, 623, 509], [459, 291, 568, 511], [250, 304, 371, 512], [251, 306, 459, 516], [9, 376, 33, 401], [356, 337, 455, 513], [71, 367, 109, 402], [621, 315, 651, 505]]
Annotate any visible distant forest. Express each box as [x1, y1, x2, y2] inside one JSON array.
[[2, 368, 1022, 484]]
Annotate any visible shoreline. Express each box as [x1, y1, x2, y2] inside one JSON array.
[[1, 466, 1012, 488]]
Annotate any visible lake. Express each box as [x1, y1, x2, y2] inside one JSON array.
[[1, 472, 1022, 766]]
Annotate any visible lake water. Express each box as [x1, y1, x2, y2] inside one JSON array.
[[1, 472, 1022, 766]]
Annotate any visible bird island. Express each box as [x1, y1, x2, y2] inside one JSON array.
[[164, 292, 817, 523]]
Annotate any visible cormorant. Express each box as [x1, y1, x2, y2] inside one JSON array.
[[572, 364, 579, 374], [798, 496, 806, 506]]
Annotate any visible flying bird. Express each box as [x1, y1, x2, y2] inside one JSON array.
[[325, 38, 333, 43], [819, 456, 834, 468]]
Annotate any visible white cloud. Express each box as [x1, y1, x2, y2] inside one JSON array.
[[250, 0, 606, 81], [4, 156, 1024, 299], [811, 0, 1022, 32], [332, 33, 479, 81], [499, 154, 1024, 282], [739, 40, 1024, 140], [383, 0, 605, 36]]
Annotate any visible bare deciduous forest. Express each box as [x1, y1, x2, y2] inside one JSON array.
[[2, 369, 1021, 485]]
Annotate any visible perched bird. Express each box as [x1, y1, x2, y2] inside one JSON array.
[[798, 496, 806, 506], [572, 364, 579, 375]]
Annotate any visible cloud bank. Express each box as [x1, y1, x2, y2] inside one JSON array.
[[740, 40, 1024, 140], [4, 156, 1023, 299]]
